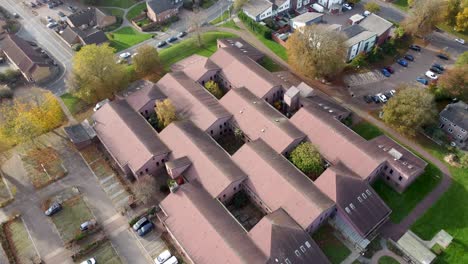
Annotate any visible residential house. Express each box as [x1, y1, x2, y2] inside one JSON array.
[[220, 87, 306, 155], [439, 101, 468, 148], [116, 80, 167, 118], [290, 12, 324, 31], [1, 34, 52, 83], [316, 0, 343, 10], [242, 0, 274, 22], [233, 139, 335, 232], [60, 7, 116, 46], [92, 100, 170, 179], [359, 14, 393, 45], [146, 0, 183, 23], [159, 121, 247, 201], [156, 71, 232, 136], [342, 24, 377, 61]]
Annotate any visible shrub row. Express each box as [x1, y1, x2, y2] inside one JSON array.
[[238, 11, 272, 40], [71, 237, 108, 261]]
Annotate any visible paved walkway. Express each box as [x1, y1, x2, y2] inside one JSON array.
[[370, 249, 405, 264]]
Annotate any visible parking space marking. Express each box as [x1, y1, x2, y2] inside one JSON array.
[[21, 217, 41, 260]]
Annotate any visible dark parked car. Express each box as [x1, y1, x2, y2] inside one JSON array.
[[437, 53, 449, 60], [132, 217, 149, 231], [177, 31, 187, 38], [416, 77, 429, 85], [384, 91, 393, 99], [371, 95, 380, 103], [30, 2, 37, 7], [137, 222, 154, 236], [166, 36, 177, 43], [28, 41, 37, 46], [381, 68, 391, 77], [58, 11, 65, 17], [404, 54, 414, 61], [397, 59, 408, 67], [432, 63, 445, 72], [409, 44, 421, 51], [430, 66, 443, 74], [384, 66, 394, 74], [157, 41, 166, 48], [45, 202, 62, 216], [363, 95, 373, 103]]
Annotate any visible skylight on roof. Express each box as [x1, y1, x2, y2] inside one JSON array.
[[305, 241, 311, 248], [345, 207, 351, 214], [366, 189, 372, 196], [358, 197, 363, 203], [350, 203, 356, 210]]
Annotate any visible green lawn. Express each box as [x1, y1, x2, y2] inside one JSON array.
[[219, 20, 240, 30], [78, 241, 122, 264], [313, 224, 351, 264], [392, 0, 409, 11], [351, 121, 384, 140], [60, 93, 88, 115], [210, 10, 229, 25], [378, 256, 399, 264], [94, 0, 137, 8], [411, 138, 468, 264], [125, 2, 147, 21], [7, 218, 39, 263], [201, 0, 217, 9], [239, 21, 288, 61], [259, 56, 283, 72], [107, 27, 152, 52], [51, 196, 94, 243], [159, 31, 237, 68], [100, 8, 124, 32]]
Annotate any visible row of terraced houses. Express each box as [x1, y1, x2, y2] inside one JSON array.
[[90, 38, 427, 264]]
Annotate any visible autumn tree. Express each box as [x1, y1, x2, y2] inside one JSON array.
[[403, 0, 442, 37], [134, 174, 158, 205], [0, 92, 64, 145], [438, 65, 468, 101], [455, 7, 468, 31], [460, 153, 468, 168], [289, 142, 324, 179], [456, 51, 468, 66], [286, 24, 347, 79], [67, 44, 129, 104], [445, 0, 462, 26], [364, 2, 381, 13], [382, 86, 437, 137], [204, 80, 223, 99], [133, 45, 163, 81], [408, 0, 415, 7], [155, 99, 177, 129]]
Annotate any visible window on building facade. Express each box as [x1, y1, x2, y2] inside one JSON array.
[[448, 128, 453, 133]]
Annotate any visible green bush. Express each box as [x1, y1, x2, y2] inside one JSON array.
[[238, 11, 272, 39], [72, 44, 82, 51], [159, 185, 169, 193], [349, 53, 368, 68], [0, 86, 13, 99]]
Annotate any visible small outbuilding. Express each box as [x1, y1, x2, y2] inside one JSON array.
[[397, 231, 436, 264], [64, 120, 97, 149], [290, 12, 324, 31]]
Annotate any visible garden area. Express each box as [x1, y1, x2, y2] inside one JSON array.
[[93, 0, 137, 8], [312, 224, 350, 264], [210, 10, 229, 25], [125, 2, 146, 21], [101, 8, 125, 32], [0, 216, 40, 264], [107, 27, 153, 52], [50, 195, 94, 243], [378, 255, 400, 264], [216, 132, 245, 155], [75, 240, 122, 264], [351, 121, 443, 223], [159, 31, 237, 68], [21, 146, 67, 189], [60, 93, 89, 116]]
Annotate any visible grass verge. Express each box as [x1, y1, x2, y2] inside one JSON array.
[[60, 93, 89, 115], [107, 27, 152, 52], [392, 0, 409, 11], [159, 31, 237, 68], [101, 7, 124, 32], [125, 2, 147, 21], [77, 240, 122, 264], [378, 256, 399, 264], [312, 224, 350, 264], [94, 0, 137, 8], [259, 56, 283, 72], [219, 20, 240, 30], [3, 217, 39, 264], [210, 10, 229, 25]]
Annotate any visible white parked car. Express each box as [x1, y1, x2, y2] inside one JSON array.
[[80, 258, 96, 264], [154, 250, 172, 264], [376, 93, 387, 103], [455, 38, 465, 45], [425, 70, 438, 80], [343, 3, 352, 10], [119, 52, 131, 59], [363, 10, 371, 17], [46, 22, 58, 28], [93, 98, 110, 112]]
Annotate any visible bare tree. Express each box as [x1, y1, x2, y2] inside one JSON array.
[[134, 174, 158, 205], [188, 12, 204, 47], [403, 0, 442, 37], [286, 24, 347, 79]]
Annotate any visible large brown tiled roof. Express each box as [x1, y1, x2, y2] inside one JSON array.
[[290, 104, 383, 178], [157, 71, 232, 131], [233, 139, 334, 230], [250, 208, 330, 264], [92, 100, 169, 173], [1, 34, 49, 78], [117, 80, 166, 112], [217, 38, 264, 61], [211, 47, 282, 98], [159, 121, 247, 197], [160, 182, 267, 264], [221, 87, 305, 154], [170, 54, 219, 81], [316, 164, 391, 237]]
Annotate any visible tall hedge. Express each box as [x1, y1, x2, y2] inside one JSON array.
[[238, 11, 272, 39]]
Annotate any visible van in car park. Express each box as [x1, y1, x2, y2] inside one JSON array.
[[162, 256, 178, 264], [154, 250, 172, 264]]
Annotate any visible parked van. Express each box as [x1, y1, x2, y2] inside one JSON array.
[[163, 256, 178, 264]]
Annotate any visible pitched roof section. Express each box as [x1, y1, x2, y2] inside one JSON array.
[[242, 0, 272, 18], [92, 100, 169, 172], [147, 0, 182, 14], [233, 139, 334, 230], [249, 209, 330, 264], [1, 34, 49, 77], [440, 101, 468, 130], [160, 183, 267, 264], [343, 24, 376, 46], [211, 48, 282, 98], [170, 54, 220, 81], [117, 80, 166, 112], [217, 38, 264, 61], [159, 121, 247, 197], [156, 71, 232, 131], [290, 104, 383, 178], [359, 14, 393, 37], [221, 87, 305, 154], [316, 164, 391, 236]]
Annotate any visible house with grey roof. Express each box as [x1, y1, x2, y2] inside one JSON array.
[[439, 101, 468, 148], [92, 100, 170, 179], [146, 0, 183, 23], [242, 0, 274, 22], [359, 14, 393, 45], [342, 24, 377, 61]]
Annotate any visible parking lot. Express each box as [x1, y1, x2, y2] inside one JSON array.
[[132, 221, 168, 262]]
